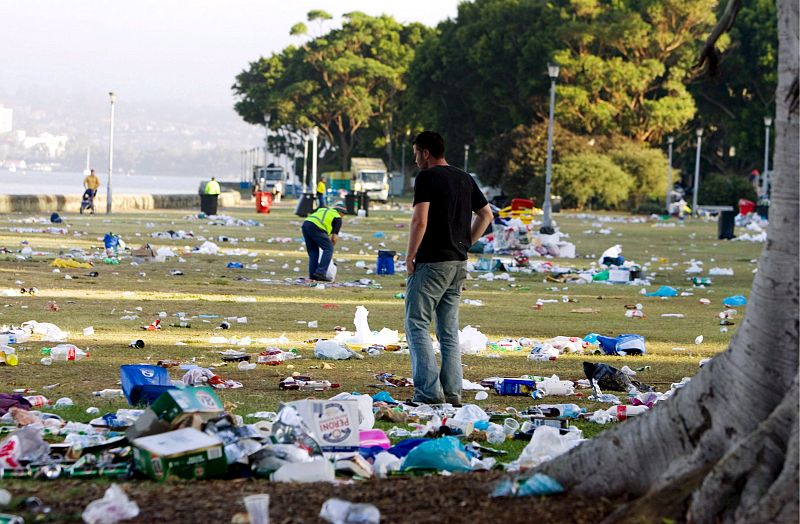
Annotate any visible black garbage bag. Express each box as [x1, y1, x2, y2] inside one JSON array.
[[583, 361, 654, 392]]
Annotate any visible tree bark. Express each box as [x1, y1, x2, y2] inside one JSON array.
[[532, 1, 799, 522]]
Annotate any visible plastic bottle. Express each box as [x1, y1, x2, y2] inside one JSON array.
[[0, 333, 27, 345], [92, 389, 124, 399], [47, 344, 89, 362], [24, 395, 49, 408], [298, 380, 339, 391], [169, 321, 191, 328], [257, 348, 286, 365], [536, 403, 584, 419], [604, 404, 648, 421]]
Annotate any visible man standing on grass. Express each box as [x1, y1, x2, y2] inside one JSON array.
[[405, 131, 493, 405]]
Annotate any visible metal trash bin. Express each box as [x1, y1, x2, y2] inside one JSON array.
[[552, 196, 562, 213], [200, 194, 218, 215], [345, 193, 357, 215], [294, 193, 316, 217], [718, 210, 736, 240]]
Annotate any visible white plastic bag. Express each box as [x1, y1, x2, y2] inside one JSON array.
[[81, 484, 140, 524], [458, 325, 488, 354], [372, 451, 402, 478], [452, 404, 490, 423], [314, 340, 352, 360], [195, 241, 220, 255], [598, 244, 622, 265], [352, 306, 372, 345], [320, 498, 380, 524], [540, 375, 575, 396], [516, 426, 583, 468], [272, 457, 335, 483]]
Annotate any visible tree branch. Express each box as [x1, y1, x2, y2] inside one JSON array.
[[696, 0, 743, 77], [698, 91, 737, 119]]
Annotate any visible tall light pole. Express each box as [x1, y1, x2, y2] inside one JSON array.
[[106, 92, 116, 214], [464, 144, 470, 172], [263, 115, 271, 167], [762, 116, 772, 197], [541, 63, 560, 233], [310, 127, 318, 194], [241, 150, 246, 186], [665, 136, 674, 214], [692, 128, 703, 216], [302, 133, 309, 192]]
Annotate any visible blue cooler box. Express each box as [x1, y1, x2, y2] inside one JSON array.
[[376, 250, 396, 275]]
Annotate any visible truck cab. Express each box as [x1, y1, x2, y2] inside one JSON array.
[[351, 157, 388, 202], [253, 166, 286, 194]]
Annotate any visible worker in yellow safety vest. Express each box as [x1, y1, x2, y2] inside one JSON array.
[[301, 201, 347, 281], [316, 177, 327, 208], [204, 177, 221, 195]]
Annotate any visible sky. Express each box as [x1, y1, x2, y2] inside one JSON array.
[[0, 0, 462, 109]]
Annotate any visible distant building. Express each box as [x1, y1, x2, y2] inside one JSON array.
[[0, 106, 12, 134], [21, 132, 68, 157]]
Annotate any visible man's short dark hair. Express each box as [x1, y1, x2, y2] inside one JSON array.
[[412, 131, 445, 158]]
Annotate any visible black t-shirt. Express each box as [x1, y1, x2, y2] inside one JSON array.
[[413, 165, 488, 263]]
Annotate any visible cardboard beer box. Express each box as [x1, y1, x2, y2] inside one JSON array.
[[133, 427, 226, 480], [127, 386, 224, 439], [494, 378, 537, 396], [288, 399, 360, 454]]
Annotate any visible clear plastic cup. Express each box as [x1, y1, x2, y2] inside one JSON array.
[[503, 417, 520, 436], [244, 494, 270, 524]]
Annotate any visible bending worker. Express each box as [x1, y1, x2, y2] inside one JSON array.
[[302, 200, 347, 281]]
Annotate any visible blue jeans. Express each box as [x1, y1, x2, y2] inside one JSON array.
[[405, 261, 467, 404], [301, 221, 333, 277], [317, 193, 326, 208]]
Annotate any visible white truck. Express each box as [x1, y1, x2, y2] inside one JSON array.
[[253, 166, 286, 193], [351, 157, 389, 203]]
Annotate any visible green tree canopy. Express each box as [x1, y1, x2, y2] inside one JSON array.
[[404, 0, 560, 157], [551, 0, 719, 143], [475, 122, 590, 198], [553, 152, 634, 209], [232, 12, 429, 169], [608, 141, 669, 208]]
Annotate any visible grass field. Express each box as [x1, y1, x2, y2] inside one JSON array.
[[0, 199, 763, 520]]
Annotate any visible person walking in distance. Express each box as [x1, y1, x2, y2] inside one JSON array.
[[316, 176, 327, 208], [405, 131, 493, 405], [83, 169, 100, 198]]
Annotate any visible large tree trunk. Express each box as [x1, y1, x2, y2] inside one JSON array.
[[533, 1, 799, 522]]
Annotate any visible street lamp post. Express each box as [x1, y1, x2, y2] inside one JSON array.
[[464, 144, 470, 172], [541, 63, 560, 233], [665, 136, 674, 214], [106, 92, 116, 214], [310, 127, 318, 194], [762, 116, 772, 197], [400, 141, 406, 186], [302, 134, 309, 192], [692, 128, 703, 216]]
